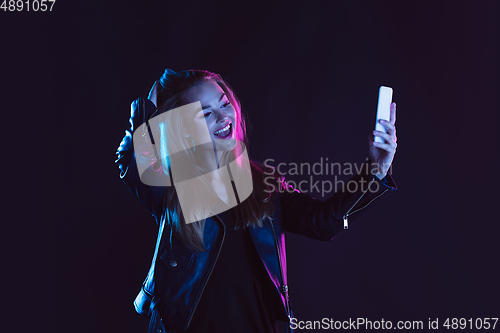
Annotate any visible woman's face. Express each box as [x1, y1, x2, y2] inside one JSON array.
[[181, 80, 237, 152]]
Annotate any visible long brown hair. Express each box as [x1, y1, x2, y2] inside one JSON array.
[[150, 69, 277, 252]]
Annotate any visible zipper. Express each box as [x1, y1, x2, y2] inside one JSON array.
[[343, 177, 389, 229], [268, 216, 291, 319], [185, 215, 226, 328]]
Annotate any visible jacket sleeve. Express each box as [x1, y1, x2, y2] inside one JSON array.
[[115, 98, 166, 220], [278, 163, 397, 241]]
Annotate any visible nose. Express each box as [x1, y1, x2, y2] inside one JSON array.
[[214, 109, 228, 123]]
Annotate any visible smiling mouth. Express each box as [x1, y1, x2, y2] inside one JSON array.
[[213, 122, 233, 139]]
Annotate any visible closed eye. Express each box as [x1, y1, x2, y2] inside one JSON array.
[[202, 101, 231, 117]]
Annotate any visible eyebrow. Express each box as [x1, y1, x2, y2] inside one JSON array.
[[201, 93, 225, 110]]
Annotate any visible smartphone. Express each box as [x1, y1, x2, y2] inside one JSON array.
[[375, 86, 393, 143]]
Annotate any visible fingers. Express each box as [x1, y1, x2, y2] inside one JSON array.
[[378, 119, 397, 142], [372, 140, 397, 153], [390, 102, 396, 125], [372, 130, 397, 150]]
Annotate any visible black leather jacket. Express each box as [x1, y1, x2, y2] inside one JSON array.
[[115, 98, 397, 333]]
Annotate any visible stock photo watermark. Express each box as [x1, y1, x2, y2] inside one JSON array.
[[289, 317, 498, 330], [263, 157, 393, 196]]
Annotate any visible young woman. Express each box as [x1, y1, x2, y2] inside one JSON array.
[[115, 69, 397, 333]]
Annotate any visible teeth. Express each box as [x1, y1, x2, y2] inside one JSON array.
[[215, 123, 230, 135]]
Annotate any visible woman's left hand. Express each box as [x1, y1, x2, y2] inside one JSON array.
[[368, 102, 397, 179]]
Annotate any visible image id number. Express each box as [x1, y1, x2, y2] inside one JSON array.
[[1, 0, 56, 11]]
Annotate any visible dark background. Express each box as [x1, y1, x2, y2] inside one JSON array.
[[2, 0, 498, 332]]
